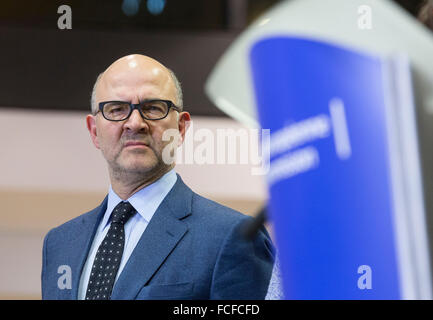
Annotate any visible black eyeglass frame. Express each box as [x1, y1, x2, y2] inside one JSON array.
[[97, 99, 181, 121]]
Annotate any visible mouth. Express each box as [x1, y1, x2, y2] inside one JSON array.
[[123, 141, 150, 149]]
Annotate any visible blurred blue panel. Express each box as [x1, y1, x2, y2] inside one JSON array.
[[250, 37, 401, 299]]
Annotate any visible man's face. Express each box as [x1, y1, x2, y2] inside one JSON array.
[[86, 56, 190, 179]]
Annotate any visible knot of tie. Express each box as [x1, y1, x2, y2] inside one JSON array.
[[111, 201, 135, 225]]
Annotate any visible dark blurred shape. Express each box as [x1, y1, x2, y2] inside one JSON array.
[[0, 26, 236, 116], [394, 0, 426, 16], [418, 0, 433, 30], [241, 206, 268, 240], [0, 0, 228, 31], [247, 0, 281, 25]]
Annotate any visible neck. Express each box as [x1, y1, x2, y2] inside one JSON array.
[[109, 164, 174, 200]]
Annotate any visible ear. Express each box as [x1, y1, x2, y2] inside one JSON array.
[[86, 114, 100, 149], [177, 111, 191, 146]]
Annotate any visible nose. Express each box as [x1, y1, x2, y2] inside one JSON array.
[[123, 109, 149, 133]]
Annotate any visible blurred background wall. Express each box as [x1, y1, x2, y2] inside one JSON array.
[[0, 0, 429, 299]]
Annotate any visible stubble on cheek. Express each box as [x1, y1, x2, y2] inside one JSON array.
[[97, 122, 176, 180]]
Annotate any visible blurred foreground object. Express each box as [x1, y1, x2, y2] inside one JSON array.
[[206, 0, 433, 299]]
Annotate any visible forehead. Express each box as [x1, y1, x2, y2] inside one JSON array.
[[97, 59, 176, 102]]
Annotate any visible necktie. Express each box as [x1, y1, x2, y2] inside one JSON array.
[[85, 201, 136, 300]]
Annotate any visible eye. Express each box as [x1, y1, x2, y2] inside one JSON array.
[[110, 103, 125, 108], [149, 106, 163, 111], [110, 107, 122, 113], [142, 103, 165, 113], [103, 102, 130, 117]]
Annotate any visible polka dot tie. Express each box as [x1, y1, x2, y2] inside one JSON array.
[[85, 201, 136, 300]]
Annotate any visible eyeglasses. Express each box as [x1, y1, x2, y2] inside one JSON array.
[[97, 99, 181, 121]]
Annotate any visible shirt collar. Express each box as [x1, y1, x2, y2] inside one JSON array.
[[101, 169, 178, 229]]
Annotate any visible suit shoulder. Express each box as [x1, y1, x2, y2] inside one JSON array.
[[44, 205, 101, 240], [190, 192, 252, 226], [188, 192, 273, 248]]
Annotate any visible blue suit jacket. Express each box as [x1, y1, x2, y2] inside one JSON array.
[[41, 175, 275, 299]]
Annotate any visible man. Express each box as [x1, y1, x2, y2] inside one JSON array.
[[41, 54, 275, 300]]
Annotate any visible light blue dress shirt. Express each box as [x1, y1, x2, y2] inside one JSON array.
[[77, 169, 177, 300]]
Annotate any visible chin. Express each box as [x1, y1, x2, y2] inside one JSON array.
[[112, 151, 169, 175], [124, 161, 158, 173]]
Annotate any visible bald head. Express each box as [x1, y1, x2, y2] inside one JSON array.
[[90, 54, 183, 114]]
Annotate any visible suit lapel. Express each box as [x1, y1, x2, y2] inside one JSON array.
[[110, 175, 192, 300], [67, 197, 107, 299]]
